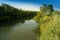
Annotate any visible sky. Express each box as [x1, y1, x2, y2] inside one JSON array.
[[0, 0, 60, 11]]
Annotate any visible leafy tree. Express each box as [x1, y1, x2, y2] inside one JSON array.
[[33, 4, 60, 40], [0, 3, 37, 22]]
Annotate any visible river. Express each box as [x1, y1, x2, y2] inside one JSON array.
[[0, 20, 37, 40]]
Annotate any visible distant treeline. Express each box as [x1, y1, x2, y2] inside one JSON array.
[[0, 3, 37, 22]]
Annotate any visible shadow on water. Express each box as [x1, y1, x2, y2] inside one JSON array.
[[0, 17, 32, 26], [0, 20, 25, 27], [0, 19, 26, 34], [0, 18, 32, 34], [33, 25, 41, 40], [0, 19, 27, 40], [0, 19, 37, 40]]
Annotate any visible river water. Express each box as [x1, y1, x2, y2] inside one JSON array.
[[0, 20, 37, 40]]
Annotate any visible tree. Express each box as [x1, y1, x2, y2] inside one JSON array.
[[34, 4, 60, 40]]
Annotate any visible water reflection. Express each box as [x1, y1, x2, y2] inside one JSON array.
[[0, 19, 25, 27], [33, 25, 41, 40], [0, 19, 37, 40]]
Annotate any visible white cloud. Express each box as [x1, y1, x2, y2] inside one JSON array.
[[12, 3, 39, 11], [0, 1, 40, 11]]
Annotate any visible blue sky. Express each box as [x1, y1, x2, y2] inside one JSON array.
[[0, 0, 60, 11]]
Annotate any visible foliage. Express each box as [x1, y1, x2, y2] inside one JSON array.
[[33, 4, 60, 40], [0, 3, 37, 22]]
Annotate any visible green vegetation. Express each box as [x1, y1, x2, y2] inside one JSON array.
[[0, 3, 60, 40], [0, 3, 37, 23], [33, 4, 60, 40]]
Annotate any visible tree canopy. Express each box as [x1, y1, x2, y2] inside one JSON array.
[[0, 3, 37, 22], [33, 4, 60, 40]]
